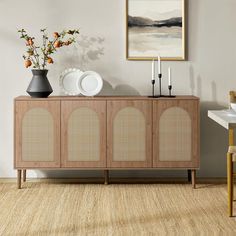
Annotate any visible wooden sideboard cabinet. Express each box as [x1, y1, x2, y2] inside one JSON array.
[[14, 96, 200, 189]]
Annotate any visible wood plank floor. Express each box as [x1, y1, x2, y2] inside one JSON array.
[[0, 182, 235, 235]]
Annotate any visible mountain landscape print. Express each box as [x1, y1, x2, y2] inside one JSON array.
[[127, 0, 185, 60]]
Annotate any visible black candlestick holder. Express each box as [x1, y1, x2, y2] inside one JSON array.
[[148, 79, 160, 98], [158, 73, 162, 97], [148, 73, 176, 98], [167, 85, 176, 98], [158, 73, 168, 97], [152, 80, 155, 97], [148, 74, 163, 98]]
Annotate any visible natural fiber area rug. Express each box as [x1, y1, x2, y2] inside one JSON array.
[[0, 182, 235, 235]]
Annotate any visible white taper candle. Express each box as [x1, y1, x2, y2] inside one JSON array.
[[152, 59, 155, 81], [157, 55, 161, 74], [168, 67, 172, 85]]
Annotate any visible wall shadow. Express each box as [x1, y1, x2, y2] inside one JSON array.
[[50, 34, 105, 90], [196, 75, 202, 98], [57, 35, 105, 69], [99, 79, 140, 96], [187, 0, 200, 61], [189, 64, 229, 177], [189, 64, 202, 98], [199, 101, 228, 177], [189, 65, 195, 95]]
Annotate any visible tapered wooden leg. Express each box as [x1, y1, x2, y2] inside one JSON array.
[[187, 170, 191, 182], [227, 153, 233, 217], [191, 169, 196, 189], [17, 170, 22, 189], [104, 170, 109, 185], [23, 170, 26, 182]]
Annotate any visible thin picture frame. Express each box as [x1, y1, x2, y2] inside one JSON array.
[[126, 0, 186, 61]]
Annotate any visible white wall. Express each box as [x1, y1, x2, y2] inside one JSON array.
[[0, 0, 236, 178]]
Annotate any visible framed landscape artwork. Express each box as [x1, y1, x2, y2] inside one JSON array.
[[126, 0, 186, 61]]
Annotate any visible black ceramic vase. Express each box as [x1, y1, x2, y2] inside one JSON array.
[[27, 69, 53, 98]]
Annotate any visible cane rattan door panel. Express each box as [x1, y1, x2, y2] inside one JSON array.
[[107, 100, 152, 168], [61, 101, 106, 168], [15, 101, 60, 168], [153, 99, 199, 168]]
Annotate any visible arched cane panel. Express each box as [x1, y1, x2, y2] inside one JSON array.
[[68, 108, 100, 161], [22, 108, 54, 161], [113, 107, 146, 161], [159, 107, 192, 161]]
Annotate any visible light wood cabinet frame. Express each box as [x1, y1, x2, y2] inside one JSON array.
[[107, 100, 152, 168], [14, 101, 60, 168], [14, 96, 199, 189], [153, 99, 199, 168], [61, 101, 106, 168]]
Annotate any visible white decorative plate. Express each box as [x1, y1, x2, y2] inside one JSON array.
[[60, 68, 83, 96], [77, 71, 103, 96]]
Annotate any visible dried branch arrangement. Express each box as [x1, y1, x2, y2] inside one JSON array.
[[18, 28, 79, 69]]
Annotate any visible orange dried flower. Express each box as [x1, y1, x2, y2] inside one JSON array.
[[47, 57, 53, 64], [25, 59, 32, 68], [53, 32, 59, 38], [65, 41, 71, 46], [28, 38, 34, 46], [53, 40, 61, 48]]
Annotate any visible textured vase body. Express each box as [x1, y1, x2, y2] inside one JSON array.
[[27, 69, 53, 98]]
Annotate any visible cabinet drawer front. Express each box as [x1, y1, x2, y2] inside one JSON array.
[[107, 100, 152, 168], [153, 100, 199, 168], [15, 101, 60, 168], [61, 101, 106, 168]]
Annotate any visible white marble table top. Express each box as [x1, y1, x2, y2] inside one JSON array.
[[208, 109, 236, 129]]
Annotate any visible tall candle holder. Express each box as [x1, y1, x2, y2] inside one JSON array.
[[148, 72, 176, 98], [152, 80, 155, 97], [158, 73, 162, 97], [148, 80, 160, 98], [157, 73, 167, 97], [148, 80, 155, 98], [167, 85, 176, 98]]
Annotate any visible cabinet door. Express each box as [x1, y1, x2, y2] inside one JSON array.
[[15, 101, 60, 168], [61, 101, 106, 168], [153, 100, 199, 168], [107, 100, 152, 168]]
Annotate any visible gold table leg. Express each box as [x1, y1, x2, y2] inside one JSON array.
[[228, 128, 234, 216], [229, 128, 234, 146], [227, 153, 233, 217]]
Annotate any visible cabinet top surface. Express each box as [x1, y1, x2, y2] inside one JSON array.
[[15, 95, 199, 101]]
